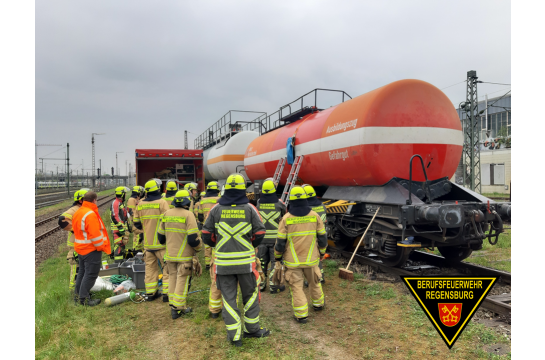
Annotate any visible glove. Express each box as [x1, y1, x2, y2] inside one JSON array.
[[320, 253, 325, 261], [118, 228, 126, 236], [193, 256, 202, 276], [109, 252, 114, 260], [273, 261, 283, 286]]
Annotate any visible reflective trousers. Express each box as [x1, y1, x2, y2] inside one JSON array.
[[132, 225, 144, 251], [167, 262, 192, 310], [67, 250, 78, 291], [208, 253, 222, 313], [204, 244, 212, 266], [257, 244, 277, 291], [144, 249, 169, 295], [285, 266, 324, 318], [216, 272, 261, 342]]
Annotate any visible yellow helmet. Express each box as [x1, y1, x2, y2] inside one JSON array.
[[289, 186, 308, 201], [225, 174, 246, 190], [132, 185, 140, 192], [184, 183, 197, 191], [302, 184, 316, 198], [262, 180, 276, 194], [166, 180, 178, 191], [74, 188, 89, 202], [200, 191, 206, 197], [174, 189, 191, 205], [115, 186, 130, 196], [145, 179, 161, 192], [207, 181, 219, 190]]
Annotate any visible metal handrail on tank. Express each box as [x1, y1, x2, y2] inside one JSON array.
[[194, 110, 267, 150]]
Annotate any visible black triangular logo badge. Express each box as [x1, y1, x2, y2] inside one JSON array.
[[401, 276, 497, 349]]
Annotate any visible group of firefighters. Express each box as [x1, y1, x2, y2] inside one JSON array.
[[59, 174, 329, 347]]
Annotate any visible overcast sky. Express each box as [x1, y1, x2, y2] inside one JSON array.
[[35, 0, 511, 177]]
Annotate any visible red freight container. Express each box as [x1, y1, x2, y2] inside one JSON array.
[[135, 149, 204, 192]]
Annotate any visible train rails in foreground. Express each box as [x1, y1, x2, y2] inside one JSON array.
[[35, 195, 115, 243], [329, 247, 511, 316]]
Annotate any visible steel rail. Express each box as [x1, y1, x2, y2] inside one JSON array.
[[329, 247, 511, 316], [35, 196, 115, 243]]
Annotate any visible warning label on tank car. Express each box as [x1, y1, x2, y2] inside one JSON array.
[[401, 276, 497, 349], [326, 119, 358, 134], [329, 149, 349, 161]]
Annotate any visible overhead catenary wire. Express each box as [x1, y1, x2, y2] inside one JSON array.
[[478, 81, 511, 86], [440, 80, 467, 90]]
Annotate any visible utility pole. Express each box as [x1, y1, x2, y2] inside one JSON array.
[[35, 142, 61, 194], [184, 130, 188, 149], [99, 159, 102, 192], [67, 143, 70, 196], [461, 70, 481, 193], [116, 152, 124, 186], [92, 133, 105, 188]]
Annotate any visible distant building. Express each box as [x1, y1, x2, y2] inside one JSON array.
[[454, 93, 511, 194]]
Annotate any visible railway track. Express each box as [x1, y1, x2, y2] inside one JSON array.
[[35, 195, 115, 243], [329, 247, 511, 316], [35, 187, 115, 209]]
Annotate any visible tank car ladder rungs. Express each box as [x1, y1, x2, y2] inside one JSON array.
[[272, 157, 286, 186], [281, 155, 304, 206]]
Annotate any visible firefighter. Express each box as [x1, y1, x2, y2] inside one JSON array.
[[275, 186, 327, 324], [194, 191, 206, 222], [134, 179, 170, 302], [302, 184, 327, 284], [184, 182, 199, 205], [58, 188, 89, 294], [200, 181, 220, 270], [157, 190, 202, 318], [202, 174, 270, 347], [110, 186, 130, 263], [162, 180, 179, 208], [256, 180, 286, 293], [127, 186, 145, 253]]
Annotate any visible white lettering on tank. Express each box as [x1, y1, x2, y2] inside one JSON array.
[[328, 150, 349, 161], [326, 119, 358, 134], [246, 147, 257, 157]]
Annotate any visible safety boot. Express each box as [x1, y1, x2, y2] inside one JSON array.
[[210, 311, 221, 319], [259, 281, 266, 292], [171, 307, 192, 319], [314, 299, 326, 311], [163, 294, 169, 302], [294, 316, 308, 324], [80, 297, 101, 306], [243, 327, 270, 338], [269, 285, 286, 294], [145, 292, 161, 301], [206, 265, 210, 271]]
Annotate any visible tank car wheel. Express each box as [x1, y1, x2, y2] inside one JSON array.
[[438, 246, 473, 264], [333, 231, 357, 251], [380, 247, 412, 267]]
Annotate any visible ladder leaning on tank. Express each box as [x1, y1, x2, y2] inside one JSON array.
[[280, 155, 304, 206]]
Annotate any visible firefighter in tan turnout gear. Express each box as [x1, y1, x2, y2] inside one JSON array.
[[111, 186, 130, 262], [202, 174, 270, 347], [58, 188, 89, 294], [161, 180, 178, 208], [157, 190, 202, 318], [256, 180, 286, 293], [302, 184, 327, 284], [199, 181, 221, 270], [133, 179, 170, 301], [275, 186, 327, 324], [127, 186, 145, 253]]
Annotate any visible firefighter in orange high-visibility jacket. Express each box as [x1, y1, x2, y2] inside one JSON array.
[[133, 179, 170, 302], [199, 181, 221, 270], [127, 186, 145, 252], [58, 188, 89, 294], [274, 186, 327, 324], [157, 190, 202, 319]]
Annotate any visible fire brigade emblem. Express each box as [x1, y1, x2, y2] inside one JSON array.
[[438, 303, 462, 327]]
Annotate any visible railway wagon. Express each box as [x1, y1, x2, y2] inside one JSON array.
[[196, 80, 511, 267]]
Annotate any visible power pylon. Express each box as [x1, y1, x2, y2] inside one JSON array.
[[461, 70, 481, 193]]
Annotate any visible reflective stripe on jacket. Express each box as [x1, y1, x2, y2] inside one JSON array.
[[127, 197, 138, 216], [257, 200, 286, 244], [73, 201, 111, 256], [60, 204, 80, 248], [311, 204, 328, 223], [200, 196, 220, 220], [275, 211, 326, 268], [202, 203, 266, 275], [133, 199, 170, 250], [158, 208, 200, 262]]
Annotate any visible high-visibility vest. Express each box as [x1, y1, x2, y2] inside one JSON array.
[[73, 201, 111, 256]]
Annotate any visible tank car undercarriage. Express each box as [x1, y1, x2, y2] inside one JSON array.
[[323, 176, 511, 267]]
